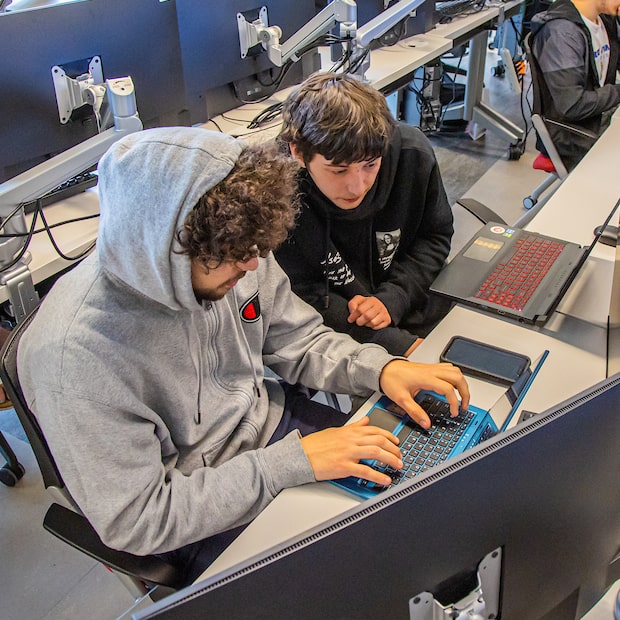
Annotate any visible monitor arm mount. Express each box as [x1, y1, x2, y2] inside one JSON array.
[[51, 55, 107, 126], [237, 0, 357, 67], [0, 76, 142, 323], [350, 0, 428, 79]]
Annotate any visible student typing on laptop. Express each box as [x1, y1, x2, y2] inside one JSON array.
[[17, 127, 469, 588]]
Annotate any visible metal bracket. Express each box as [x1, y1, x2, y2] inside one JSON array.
[[237, 7, 269, 59], [51, 56, 104, 124], [0, 255, 40, 323], [409, 548, 502, 620]]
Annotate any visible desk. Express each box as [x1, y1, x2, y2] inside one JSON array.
[[199, 306, 606, 581], [427, 0, 525, 143], [197, 70, 619, 585], [0, 188, 100, 306], [527, 117, 620, 327], [208, 0, 525, 143]]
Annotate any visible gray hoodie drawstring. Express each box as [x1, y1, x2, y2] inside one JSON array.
[[191, 310, 204, 424]]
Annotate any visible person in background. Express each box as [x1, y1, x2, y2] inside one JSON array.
[[530, 0, 620, 170], [275, 73, 454, 357], [17, 127, 469, 585]]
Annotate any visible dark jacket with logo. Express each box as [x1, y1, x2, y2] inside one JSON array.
[[275, 124, 453, 355], [530, 0, 620, 168]]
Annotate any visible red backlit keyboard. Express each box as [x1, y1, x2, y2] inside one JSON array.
[[474, 235, 565, 310]]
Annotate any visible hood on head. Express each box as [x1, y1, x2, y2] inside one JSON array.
[[96, 127, 243, 311]]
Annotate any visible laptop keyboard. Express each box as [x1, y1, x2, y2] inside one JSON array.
[[360, 395, 488, 492], [474, 235, 565, 310]]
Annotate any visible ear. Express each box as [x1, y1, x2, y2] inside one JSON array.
[[289, 144, 306, 167]]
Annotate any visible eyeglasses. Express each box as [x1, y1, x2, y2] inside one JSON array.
[[203, 245, 269, 269]]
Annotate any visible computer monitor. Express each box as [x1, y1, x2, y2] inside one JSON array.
[[0, 0, 188, 184], [176, 0, 320, 124], [355, 0, 436, 41], [133, 374, 620, 619]]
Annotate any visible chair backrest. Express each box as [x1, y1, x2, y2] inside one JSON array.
[[523, 32, 546, 117], [525, 32, 600, 176], [523, 33, 570, 180], [0, 305, 185, 595], [0, 306, 69, 499]]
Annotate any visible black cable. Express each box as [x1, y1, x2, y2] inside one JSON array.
[[204, 117, 224, 132], [243, 34, 357, 129], [439, 51, 466, 129], [406, 64, 443, 132], [237, 34, 353, 108], [436, 0, 486, 23], [0, 198, 100, 275], [37, 204, 96, 262], [247, 101, 284, 129], [329, 37, 356, 73], [0, 212, 100, 238]]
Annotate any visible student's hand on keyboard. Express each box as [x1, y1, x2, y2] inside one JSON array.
[[300, 416, 403, 488], [378, 360, 470, 430]]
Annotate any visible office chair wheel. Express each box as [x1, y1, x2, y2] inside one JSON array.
[[523, 196, 537, 210], [0, 462, 25, 486], [508, 140, 525, 161]]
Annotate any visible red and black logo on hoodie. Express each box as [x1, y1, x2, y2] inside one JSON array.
[[240, 293, 261, 323]]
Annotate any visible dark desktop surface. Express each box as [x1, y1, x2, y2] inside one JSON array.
[[134, 375, 620, 620]]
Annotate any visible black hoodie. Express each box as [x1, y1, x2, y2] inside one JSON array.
[[530, 0, 620, 168], [275, 124, 453, 355]]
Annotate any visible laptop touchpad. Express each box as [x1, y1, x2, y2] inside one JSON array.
[[367, 406, 410, 442], [463, 236, 504, 262]]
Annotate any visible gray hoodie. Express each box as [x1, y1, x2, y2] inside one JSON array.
[[17, 127, 395, 556]]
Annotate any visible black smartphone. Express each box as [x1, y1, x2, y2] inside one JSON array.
[[440, 336, 531, 385]]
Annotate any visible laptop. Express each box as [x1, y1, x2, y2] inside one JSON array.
[[331, 350, 548, 499], [430, 202, 619, 326]]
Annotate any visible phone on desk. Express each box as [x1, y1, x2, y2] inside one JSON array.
[[440, 336, 530, 385]]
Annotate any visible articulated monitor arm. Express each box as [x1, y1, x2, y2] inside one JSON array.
[[238, 0, 357, 67], [0, 76, 142, 322], [351, 0, 428, 78]]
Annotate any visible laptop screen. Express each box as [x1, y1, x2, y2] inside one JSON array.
[[491, 350, 548, 432]]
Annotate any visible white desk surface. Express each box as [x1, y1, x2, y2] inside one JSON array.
[[526, 118, 620, 250], [431, 0, 523, 42], [525, 115, 620, 326], [581, 580, 620, 619], [364, 33, 452, 91]]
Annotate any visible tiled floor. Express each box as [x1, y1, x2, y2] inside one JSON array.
[[0, 47, 555, 620]]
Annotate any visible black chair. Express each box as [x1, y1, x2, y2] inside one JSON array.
[[522, 32, 598, 210], [0, 307, 185, 602]]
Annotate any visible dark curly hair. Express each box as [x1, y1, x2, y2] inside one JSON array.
[[177, 141, 300, 267], [278, 72, 396, 165]]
